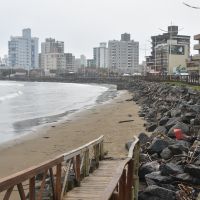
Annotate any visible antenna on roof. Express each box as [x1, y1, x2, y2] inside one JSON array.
[[183, 2, 200, 9]]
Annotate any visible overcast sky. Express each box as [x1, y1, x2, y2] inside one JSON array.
[[0, 0, 199, 62]]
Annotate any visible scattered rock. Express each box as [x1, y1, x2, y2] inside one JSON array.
[[139, 161, 160, 180], [147, 139, 169, 154]]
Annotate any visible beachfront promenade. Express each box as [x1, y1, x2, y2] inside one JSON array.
[[0, 135, 140, 200]]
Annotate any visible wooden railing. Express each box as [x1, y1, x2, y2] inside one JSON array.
[[0, 135, 140, 200], [0, 135, 104, 200], [101, 137, 140, 200]]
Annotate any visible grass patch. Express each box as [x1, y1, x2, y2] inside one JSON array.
[[164, 81, 200, 91]]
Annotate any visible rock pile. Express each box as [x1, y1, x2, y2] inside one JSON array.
[[127, 81, 200, 200]]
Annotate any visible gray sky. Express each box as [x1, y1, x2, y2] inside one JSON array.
[[0, 0, 199, 62]]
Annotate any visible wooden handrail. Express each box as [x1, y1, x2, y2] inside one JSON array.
[[62, 135, 104, 161], [100, 158, 131, 200], [100, 136, 140, 200], [128, 136, 139, 158], [0, 135, 104, 199], [0, 155, 63, 192]]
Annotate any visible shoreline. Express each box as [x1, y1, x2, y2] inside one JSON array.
[[0, 90, 145, 178]]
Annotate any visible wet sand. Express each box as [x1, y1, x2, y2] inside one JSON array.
[[0, 90, 145, 178]]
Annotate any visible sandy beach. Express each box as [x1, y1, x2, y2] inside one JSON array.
[[0, 90, 145, 179]]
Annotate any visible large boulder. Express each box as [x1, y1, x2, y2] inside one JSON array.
[[147, 139, 169, 154], [185, 164, 200, 178], [145, 171, 173, 185], [160, 163, 184, 176], [139, 161, 160, 180], [146, 123, 157, 132], [138, 185, 176, 200], [165, 117, 181, 130], [153, 126, 167, 135], [159, 116, 169, 126], [168, 140, 190, 155], [138, 132, 150, 145], [160, 147, 173, 160]]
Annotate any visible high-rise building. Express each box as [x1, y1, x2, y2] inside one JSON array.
[[186, 34, 200, 75], [40, 38, 65, 70], [93, 43, 108, 68], [146, 25, 190, 74], [87, 59, 96, 68], [65, 53, 75, 72], [80, 55, 87, 67], [108, 33, 139, 74], [8, 28, 39, 69]]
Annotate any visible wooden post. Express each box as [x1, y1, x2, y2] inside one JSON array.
[[132, 143, 140, 200], [126, 159, 133, 200], [17, 183, 26, 200], [100, 141, 104, 160], [93, 144, 99, 168], [84, 149, 90, 177], [85, 149, 90, 176], [119, 169, 126, 200], [3, 186, 14, 200], [56, 164, 62, 200], [29, 177, 35, 200], [75, 154, 81, 187], [111, 191, 119, 200]]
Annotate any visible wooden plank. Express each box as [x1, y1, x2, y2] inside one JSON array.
[[37, 170, 48, 200], [49, 167, 56, 200], [119, 169, 126, 200], [75, 155, 81, 187], [17, 183, 26, 200], [0, 156, 63, 192], [100, 158, 131, 200], [61, 161, 71, 199], [0, 135, 104, 193], [126, 159, 133, 200], [29, 177, 35, 200], [3, 186, 14, 200], [56, 163, 62, 200]]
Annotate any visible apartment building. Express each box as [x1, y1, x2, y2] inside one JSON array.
[[40, 38, 65, 70], [108, 33, 139, 74], [8, 28, 39, 69], [147, 25, 190, 74], [93, 43, 108, 68]]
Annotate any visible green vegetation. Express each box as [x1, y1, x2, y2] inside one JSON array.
[[164, 81, 200, 91]]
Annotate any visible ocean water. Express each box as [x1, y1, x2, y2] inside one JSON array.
[[0, 81, 116, 144]]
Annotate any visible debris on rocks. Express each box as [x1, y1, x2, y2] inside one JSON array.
[[126, 81, 200, 200]]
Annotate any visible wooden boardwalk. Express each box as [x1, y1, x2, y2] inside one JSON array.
[[64, 160, 120, 200], [0, 135, 140, 200]]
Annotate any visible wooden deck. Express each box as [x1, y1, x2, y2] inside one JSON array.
[[63, 159, 120, 200]]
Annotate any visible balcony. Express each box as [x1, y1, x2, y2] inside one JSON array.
[[192, 54, 200, 60], [194, 44, 200, 50], [194, 34, 200, 40]]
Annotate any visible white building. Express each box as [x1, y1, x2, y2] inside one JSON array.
[[0, 55, 8, 67], [40, 38, 65, 70], [8, 28, 39, 69], [108, 33, 139, 74], [93, 43, 108, 68]]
